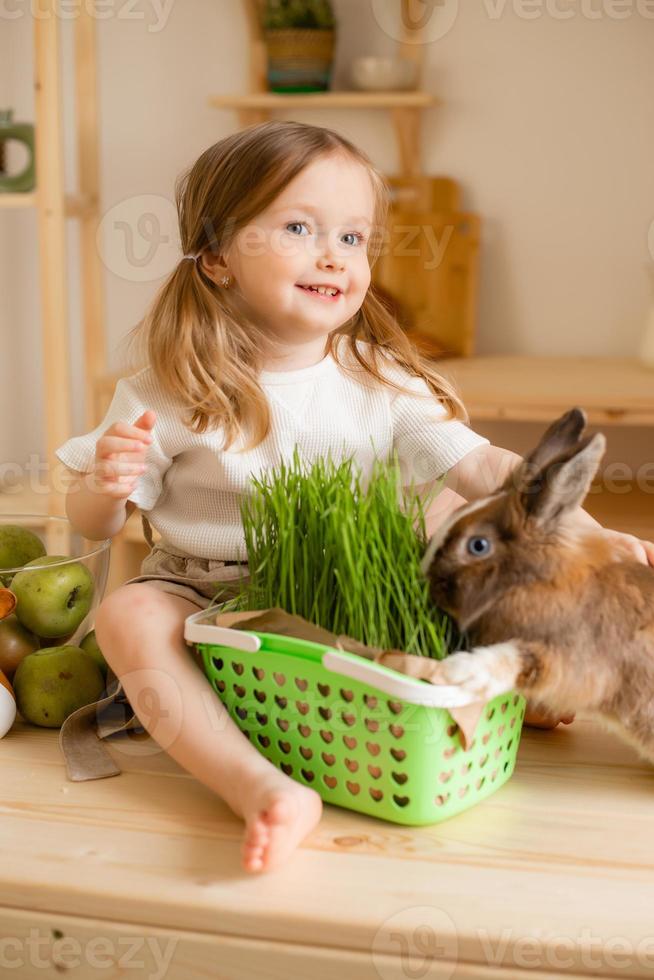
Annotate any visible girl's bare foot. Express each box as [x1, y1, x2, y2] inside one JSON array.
[[239, 771, 322, 873]]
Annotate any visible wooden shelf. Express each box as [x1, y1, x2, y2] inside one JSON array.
[[438, 355, 654, 426], [0, 192, 37, 209], [0, 192, 95, 217], [209, 90, 439, 110], [222, 1, 438, 178]]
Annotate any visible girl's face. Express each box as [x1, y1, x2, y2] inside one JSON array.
[[225, 154, 376, 345]]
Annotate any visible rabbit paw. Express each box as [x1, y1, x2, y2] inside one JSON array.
[[442, 643, 520, 703]]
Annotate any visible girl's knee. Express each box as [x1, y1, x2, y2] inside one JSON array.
[[95, 584, 162, 659]]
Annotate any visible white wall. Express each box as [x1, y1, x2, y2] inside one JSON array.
[[2, 0, 654, 481]]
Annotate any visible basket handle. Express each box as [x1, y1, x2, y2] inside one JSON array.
[[322, 650, 478, 709], [184, 616, 262, 653]]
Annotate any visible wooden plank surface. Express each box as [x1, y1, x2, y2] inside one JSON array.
[[438, 355, 654, 425], [1, 715, 653, 977]]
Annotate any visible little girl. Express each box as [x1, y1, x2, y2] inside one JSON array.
[[56, 121, 654, 874]]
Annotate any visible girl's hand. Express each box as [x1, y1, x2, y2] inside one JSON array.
[[93, 410, 156, 499], [601, 528, 654, 567]]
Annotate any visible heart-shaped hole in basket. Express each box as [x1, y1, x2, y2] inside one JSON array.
[[366, 741, 381, 757], [254, 690, 267, 704], [346, 781, 360, 795], [317, 683, 331, 696], [319, 706, 332, 721], [296, 701, 310, 716], [320, 730, 333, 743], [342, 712, 356, 727], [255, 711, 268, 726], [277, 718, 289, 732], [301, 768, 315, 782], [275, 695, 287, 709], [252, 666, 265, 681], [300, 746, 313, 761], [295, 678, 308, 692], [273, 672, 286, 686], [281, 762, 293, 776], [321, 752, 336, 766], [257, 734, 270, 748], [369, 788, 383, 802], [324, 774, 337, 789], [391, 771, 408, 785], [390, 748, 406, 762], [235, 706, 247, 721], [233, 684, 246, 698], [232, 662, 244, 676], [298, 724, 312, 738], [278, 740, 291, 754], [344, 758, 359, 773], [393, 794, 410, 807], [343, 735, 357, 749], [368, 764, 382, 779]]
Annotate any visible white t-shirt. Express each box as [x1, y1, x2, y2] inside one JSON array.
[[55, 343, 489, 561]]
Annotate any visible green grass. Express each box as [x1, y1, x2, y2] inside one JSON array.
[[210, 449, 457, 660]]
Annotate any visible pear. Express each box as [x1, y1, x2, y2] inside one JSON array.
[[0, 614, 39, 680], [0, 525, 46, 587], [13, 645, 104, 728], [12, 556, 94, 639], [80, 629, 108, 679]]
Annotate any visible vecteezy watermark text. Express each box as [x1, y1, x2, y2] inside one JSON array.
[[0, 0, 175, 33], [0, 928, 177, 978]]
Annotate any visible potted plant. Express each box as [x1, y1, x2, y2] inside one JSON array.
[[261, 0, 337, 93]]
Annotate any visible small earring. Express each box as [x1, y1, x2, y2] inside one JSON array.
[[221, 275, 231, 288]]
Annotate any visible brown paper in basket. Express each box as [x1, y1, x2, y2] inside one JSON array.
[[213, 607, 485, 748]]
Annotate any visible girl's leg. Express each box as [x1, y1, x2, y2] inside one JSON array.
[[94, 583, 322, 872]]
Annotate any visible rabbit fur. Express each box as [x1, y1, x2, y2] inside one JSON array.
[[422, 407, 654, 762]]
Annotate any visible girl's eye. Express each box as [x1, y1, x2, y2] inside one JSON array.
[[284, 223, 366, 246], [466, 535, 491, 558], [342, 231, 366, 247], [286, 222, 310, 236]]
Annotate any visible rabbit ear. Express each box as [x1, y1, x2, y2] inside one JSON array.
[[498, 407, 588, 497], [518, 431, 606, 527], [525, 407, 588, 473]]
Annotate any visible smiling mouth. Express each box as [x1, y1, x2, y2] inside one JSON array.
[[296, 284, 343, 302]]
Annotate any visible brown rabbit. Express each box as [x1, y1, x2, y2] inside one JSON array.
[[422, 407, 654, 762]]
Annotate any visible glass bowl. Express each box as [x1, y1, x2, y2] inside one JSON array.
[[0, 514, 110, 648]]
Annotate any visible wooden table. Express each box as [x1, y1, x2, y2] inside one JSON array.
[[1, 714, 653, 978], [438, 355, 654, 426]]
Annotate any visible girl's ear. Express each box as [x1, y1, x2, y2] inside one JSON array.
[[518, 432, 606, 527], [198, 250, 230, 284]]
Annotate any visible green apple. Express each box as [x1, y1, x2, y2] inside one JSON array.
[[0, 525, 46, 587], [80, 629, 108, 679], [0, 614, 39, 680], [11, 556, 94, 639], [13, 645, 104, 728]]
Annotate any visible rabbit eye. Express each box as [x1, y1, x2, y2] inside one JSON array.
[[467, 535, 491, 557]]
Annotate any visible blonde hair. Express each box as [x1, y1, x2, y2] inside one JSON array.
[[125, 120, 468, 450]]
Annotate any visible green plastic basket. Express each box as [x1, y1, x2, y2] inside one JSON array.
[[184, 608, 526, 825]]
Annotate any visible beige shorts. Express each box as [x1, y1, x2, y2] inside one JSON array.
[[124, 515, 250, 610]]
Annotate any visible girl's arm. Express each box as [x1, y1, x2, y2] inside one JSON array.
[[443, 444, 654, 567]]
